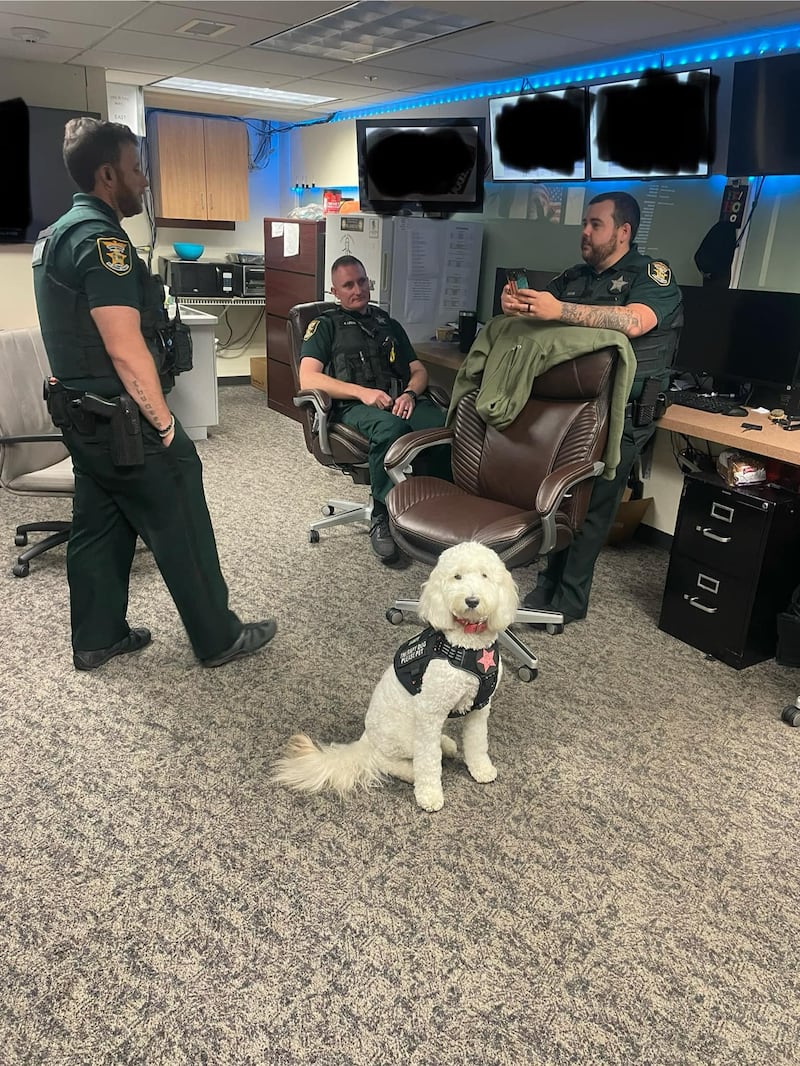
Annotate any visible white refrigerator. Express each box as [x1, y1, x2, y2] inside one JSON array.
[[324, 213, 483, 343]]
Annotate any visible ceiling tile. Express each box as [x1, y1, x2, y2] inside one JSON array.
[[0, 13, 109, 49], [73, 48, 197, 76], [83, 27, 239, 62], [177, 63, 297, 88], [0, 1, 149, 26], [513, 1, 717, 44], [363, 44, 520, 77], [163, 0, 347, 23], [121, 4, 290, 47], [0, 38, 81, 62], [430, 23, 600, 62], [314, 62, 445, 90], [207, 45, 348, 77], [661, 1, 800, 23]]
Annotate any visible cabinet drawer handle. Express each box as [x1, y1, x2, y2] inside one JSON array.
[[686, 596, 718, 614], [696, 525, 732, 543]]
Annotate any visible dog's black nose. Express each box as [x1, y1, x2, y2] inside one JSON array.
[[465, 595, 480, 609]]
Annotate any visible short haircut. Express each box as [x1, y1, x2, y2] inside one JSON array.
[[587, 191, 641, 241], [62, 118, 138, 193], [331, 255, 366, 278]]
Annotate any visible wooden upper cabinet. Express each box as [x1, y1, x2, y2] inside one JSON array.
[[203, 118, 248, 221], [148, 112, 249, 224]]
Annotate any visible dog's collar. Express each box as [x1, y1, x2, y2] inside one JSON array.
[[453, 616, 487, 635]]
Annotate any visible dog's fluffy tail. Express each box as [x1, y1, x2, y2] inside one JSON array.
[[272, 733, 386, 797]]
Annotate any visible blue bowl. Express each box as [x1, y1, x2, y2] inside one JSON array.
[[173, 242, 204, 261]]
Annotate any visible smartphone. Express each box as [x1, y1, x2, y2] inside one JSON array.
[[506, 269, 530, 293]]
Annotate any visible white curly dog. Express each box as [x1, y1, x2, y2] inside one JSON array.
[[272, 541, 519, 812]]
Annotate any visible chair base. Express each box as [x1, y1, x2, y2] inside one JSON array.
[[308, 499, 372, 543], [13, 521, 71, 577], [387, 599, 566, 682]]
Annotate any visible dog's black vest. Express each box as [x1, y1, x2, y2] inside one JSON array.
[[393, 625, 500, 715]]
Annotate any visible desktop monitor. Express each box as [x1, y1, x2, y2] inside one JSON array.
[[675, 285, 800, 391], [727, 52, 800, 176]]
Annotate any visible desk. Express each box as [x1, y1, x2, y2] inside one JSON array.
[[659, 405, 800, 464], [413, 341, 465, 391]]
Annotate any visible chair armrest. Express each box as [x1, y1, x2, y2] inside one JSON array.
[[0, 432, 65, 444], [293, 388, 335, 454], [385, 426, 454, 485], [427, 384, 450, 409], [536, 459, 605, 554]]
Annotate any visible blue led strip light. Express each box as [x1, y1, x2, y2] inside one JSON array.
[[307, 22, 800, 124]]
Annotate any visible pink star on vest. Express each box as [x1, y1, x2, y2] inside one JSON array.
[[477, 647, 496, 672]]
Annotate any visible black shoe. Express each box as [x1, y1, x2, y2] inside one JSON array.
[[370, 514, 399, 562], [521, 584, 554, 610], [73, 628, 152, 671], [202, 619, 277, 668]]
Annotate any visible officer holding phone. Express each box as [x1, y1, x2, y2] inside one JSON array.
[[501, 191, 683, 625]]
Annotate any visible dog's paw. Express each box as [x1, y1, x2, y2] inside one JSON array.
[[440, 735, 458, 759], [468, 760, 497, 784], [414, 785, 444, 812]]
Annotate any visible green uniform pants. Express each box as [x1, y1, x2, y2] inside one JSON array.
[[337, 395, 451, 504], [63, 416, 242, 659], [536, 418, 645, 620]]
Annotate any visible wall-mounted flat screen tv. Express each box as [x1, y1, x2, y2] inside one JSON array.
[[488, 87, 588, 182], [590, 68, 717, 180], [727, 52, 800, 176], [355, 117, 486, 215]]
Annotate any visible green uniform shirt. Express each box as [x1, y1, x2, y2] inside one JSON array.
[[546, 245, 682, 329], [300, 307, 418, 379]]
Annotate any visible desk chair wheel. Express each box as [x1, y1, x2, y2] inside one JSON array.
[[309, 530, 320, 544], [14, 532, 28, 547], [322, 504, 335, 516], [546, 623, 564, 636], [386, 608, 404, 625], [781, 703, 800, 727], [517, 665, 538, 683], [13, 561, 30, 577]]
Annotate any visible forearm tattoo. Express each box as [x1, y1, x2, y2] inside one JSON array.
[[558, 302, 643, 335], [130, 377, 157, 420]]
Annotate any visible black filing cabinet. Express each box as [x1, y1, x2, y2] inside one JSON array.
[[659, 472, 800, 668]]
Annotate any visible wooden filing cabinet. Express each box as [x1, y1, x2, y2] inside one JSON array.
[[658, 471, 800, 668], [263, 218, 325, 421]]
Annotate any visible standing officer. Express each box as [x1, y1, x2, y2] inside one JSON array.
[[299, 255, 449, 564], [33, 117, 276, 670], [501, 191, 683, 624]]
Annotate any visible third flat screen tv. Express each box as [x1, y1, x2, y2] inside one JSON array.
[[356, 117, 486, 215], [727, 52, 800, 176], [489, 87, 588, 181], [590, 68, 717, 179]]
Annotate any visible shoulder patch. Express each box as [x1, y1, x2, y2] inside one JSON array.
[[96, 237, 132, 276], [303, 318, 320, 340], [647, 261, 672, 287]]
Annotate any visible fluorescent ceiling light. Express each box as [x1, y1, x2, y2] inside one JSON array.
[[254, 1, 486, 63], [152, 77, 337, 106]]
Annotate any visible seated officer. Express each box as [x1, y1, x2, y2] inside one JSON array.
[[501, 191, 683, 624], [299, 255, 449, 564]]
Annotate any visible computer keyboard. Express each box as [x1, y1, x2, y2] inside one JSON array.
[[668, 391, 740, 415]]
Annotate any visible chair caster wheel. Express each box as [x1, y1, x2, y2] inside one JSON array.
[[386, 608, 404, 625], [321, 505, 335, 516], [14, 533, 28, 547], [13, 562, 30, 577], [517, 666, 538, 682], [308, 530, 320, 544], [781, 705, 800, 727], [546, 623, 564, 635]]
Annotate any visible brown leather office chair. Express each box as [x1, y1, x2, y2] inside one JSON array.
[[382, 347, 619, 680], [0, 327, 74, 577]]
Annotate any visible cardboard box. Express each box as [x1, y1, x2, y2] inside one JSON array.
[[250, 356, 266, 392], [606, 488, 653, 546]]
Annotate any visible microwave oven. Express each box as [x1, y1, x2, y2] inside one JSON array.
[[158, 257, 243, 297]]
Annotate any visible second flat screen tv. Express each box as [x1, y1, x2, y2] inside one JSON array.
[[590, 68, 717, 180], [489, 87, 588, 182]]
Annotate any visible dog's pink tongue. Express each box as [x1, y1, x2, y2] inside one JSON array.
[[458, 619, 487, 634]]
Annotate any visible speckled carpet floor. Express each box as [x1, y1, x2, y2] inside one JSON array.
[[1, 386, 799, 1066]]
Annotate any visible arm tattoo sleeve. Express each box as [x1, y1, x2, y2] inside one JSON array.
[[558, 302, 643, 335]]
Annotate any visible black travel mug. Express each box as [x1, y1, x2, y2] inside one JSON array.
[[458, 310, 478, 353]]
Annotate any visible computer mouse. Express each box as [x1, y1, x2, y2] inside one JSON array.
[[724, 406, 749, 417]]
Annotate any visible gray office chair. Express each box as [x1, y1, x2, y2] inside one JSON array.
[[0, 327, 74, 576]]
